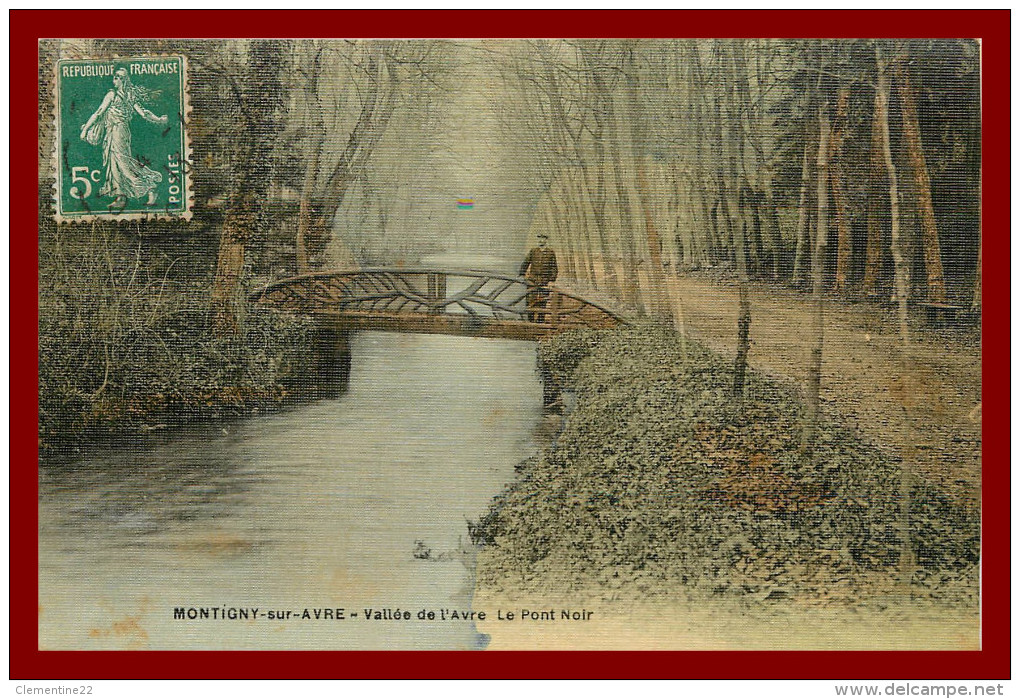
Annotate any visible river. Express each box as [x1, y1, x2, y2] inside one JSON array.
[[38, 329, 545, 650]]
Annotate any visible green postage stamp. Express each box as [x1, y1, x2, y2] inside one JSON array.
[[53, 56, 191, 222]]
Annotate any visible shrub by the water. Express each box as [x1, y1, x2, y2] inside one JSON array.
[[38, 222, 314, 452]]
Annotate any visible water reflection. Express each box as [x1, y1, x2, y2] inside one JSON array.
[[39, 331, 543, 649], [40, 433, 262, 552]]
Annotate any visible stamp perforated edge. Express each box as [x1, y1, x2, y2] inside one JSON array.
[[50, 51, 194, 224]]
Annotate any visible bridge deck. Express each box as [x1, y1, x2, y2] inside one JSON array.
[[251, 267, 625, 340]]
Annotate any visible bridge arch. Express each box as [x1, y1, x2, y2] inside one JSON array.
[[251, 267, 625, 341]]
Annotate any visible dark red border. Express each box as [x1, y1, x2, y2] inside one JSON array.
[[12, 9, 1009, 680]]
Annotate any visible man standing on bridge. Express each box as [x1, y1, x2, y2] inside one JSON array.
[[519, 232, 558, 322]]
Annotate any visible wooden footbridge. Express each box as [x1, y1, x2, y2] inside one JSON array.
[[251, 268, 625, 341]]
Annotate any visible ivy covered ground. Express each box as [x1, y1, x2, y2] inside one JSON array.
[[473, 324, 979, 608]]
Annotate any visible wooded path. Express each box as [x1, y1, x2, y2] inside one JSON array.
[[667, 274, 981, 508]]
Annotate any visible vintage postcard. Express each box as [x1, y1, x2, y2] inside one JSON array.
[[20, 12, 1006, 680]]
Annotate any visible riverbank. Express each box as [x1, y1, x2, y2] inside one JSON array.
[[471, 324, 979, 646], [36, 214, 331, 459], [38, 301, 318, 458]]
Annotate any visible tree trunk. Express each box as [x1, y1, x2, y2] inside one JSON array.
[[578, 163, 609, 291], [568, 169, 599, 288], [548, 179, 577, 280], [211, 40, 285, 337], [668, 161, 689, 269], [882, 68, 910, 344], [726, 46, 752, 398], [792, 132, 815, 286], [971, 235, 982, 312], [604, 78, 643, 313], [553, 51, 603, 292], [896, 62, 947, 304], [536, 42, 588, 287], [712, 84, 735, 266], [763, 188, 782, 280], [670, 162, 692, 269], [210, 209, 251, 337], [801, 105, 830, 461], [296, 125, 322, 274], [732, 43, 766, 279], [581, 49, 621, 299], [308, 44, 398, 268], [746, 188, 764, 278], [749, 45, 780, 281], [862, 86, 887, 297], [688, 44, 717, 267], [733, 282, 752, 398], [625, 43, 670, 322], [295, 46, 325, 274], [830, 88, 853, 294], [878, 46, 915, 587]]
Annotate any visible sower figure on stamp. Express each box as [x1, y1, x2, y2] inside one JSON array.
[[80, 68, 168, 207], [519, 232, 558, 323]]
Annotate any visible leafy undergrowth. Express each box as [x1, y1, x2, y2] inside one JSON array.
[[472, 324, 979, 608], [37, 221, 325, 456], [38, 298, 318, 456]]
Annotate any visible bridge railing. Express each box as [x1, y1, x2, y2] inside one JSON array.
[[251, 268, 625, 334]]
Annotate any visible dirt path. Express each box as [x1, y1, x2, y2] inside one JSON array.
[[665, 274, 982, 508]]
